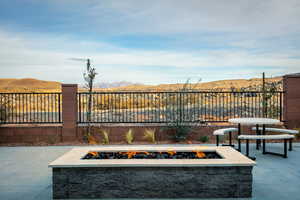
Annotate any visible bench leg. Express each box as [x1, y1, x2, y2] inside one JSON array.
[[284, 139, 287, 158], [256, 124, 260, 150], [246, 139, 249, 157], [222, 132, 235, 147], [245, 139, 256, 160], [262, 139, 266, 154], [238, 139, 241, 152], [216, 135, 219, 146], [239, 139, 255, 160], [263, 139, 288, 158], [256, 139, 260, 150], [289, 139, 293, 151]]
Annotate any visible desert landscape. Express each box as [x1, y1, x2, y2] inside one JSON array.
[[0, 76, 282, 92], [0, 77, 283, 124]]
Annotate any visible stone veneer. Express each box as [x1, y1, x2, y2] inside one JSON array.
[[53, 166, 252, 199]]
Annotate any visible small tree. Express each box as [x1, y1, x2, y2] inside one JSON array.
[[263, 80, 282, 118], [83, 59, 97, 141], [240, 73, 282, 118], [161, 78, 205, 142]]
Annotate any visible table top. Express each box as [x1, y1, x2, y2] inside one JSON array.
[[228, 118, 280, 125]]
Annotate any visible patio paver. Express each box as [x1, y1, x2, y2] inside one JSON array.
[[0, 144, 299, 200]]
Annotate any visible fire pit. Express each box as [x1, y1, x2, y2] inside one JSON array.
[[49, 146, 255, 199], [82, 150, 221, 159]]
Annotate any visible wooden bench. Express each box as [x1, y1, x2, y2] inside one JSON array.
[[213, 128, 238, 147], [238, 134, 295, 158]]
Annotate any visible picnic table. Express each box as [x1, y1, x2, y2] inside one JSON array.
[[228, 118, 280, 149]]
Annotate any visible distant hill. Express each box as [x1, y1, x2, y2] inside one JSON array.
[[95, 81, 144, 89], [104, 77, 282, 91], [0, 77, 282, 92], [0, 78, 61, 92]]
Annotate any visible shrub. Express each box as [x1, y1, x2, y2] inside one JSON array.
[[143, 129, 156, 143], [293, 128, 300, 139], [198, 136, 209, 143], [101, 130, 110, 144], [47, 135, 59, 144], [125, 129, 134, 144], [88, 135, 98, 145], [160, 79, 205, 142], [163, 122, 193, 142]]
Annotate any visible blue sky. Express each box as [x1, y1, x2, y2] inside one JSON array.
[[0, 0, 300, 85]]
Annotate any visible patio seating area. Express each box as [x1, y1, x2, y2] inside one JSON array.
[[0, 144, 300, 200], [213, 118, 298, 160], [0, 74, 299, 199]]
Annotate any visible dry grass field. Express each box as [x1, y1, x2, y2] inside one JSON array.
[[0, 77, 282, 92], [0, 78, 61, 92]]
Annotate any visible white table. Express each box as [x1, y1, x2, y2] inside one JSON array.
[[228, 118, 281, 149], [228, 118, 280, 126]]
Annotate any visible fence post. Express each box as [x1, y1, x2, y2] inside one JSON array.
[[61, 84, 78, 142], [179, 92, 182, 123], [283, 73, 300, 128]]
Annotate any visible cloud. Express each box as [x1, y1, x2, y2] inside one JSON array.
[[0, 28, 299, 84], [39, 0, 300, 37], [2, 0, 300, 37], [0, 0, 300, 84]]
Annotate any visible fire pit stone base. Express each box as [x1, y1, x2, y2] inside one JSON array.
[[53, 166, 252, 199], [49, 146, 255, 199]]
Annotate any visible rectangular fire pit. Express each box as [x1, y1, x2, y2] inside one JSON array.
[[49, 146, 255, 199]]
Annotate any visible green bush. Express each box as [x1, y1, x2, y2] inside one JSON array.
[[162, 122, 193, 142], [198, 136, 209, 143]]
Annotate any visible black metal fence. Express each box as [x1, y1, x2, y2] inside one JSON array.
[[0, 93, 62, 124], [0, 91, 284, 124], [77, 91, 284, 124]]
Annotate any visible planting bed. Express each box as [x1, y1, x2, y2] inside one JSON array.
[[49, 146, 255, 199]]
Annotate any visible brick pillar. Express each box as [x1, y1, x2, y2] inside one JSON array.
[[283, 73, 300, 128], [61, 84, 78, 142]]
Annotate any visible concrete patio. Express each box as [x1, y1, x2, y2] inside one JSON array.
[[0, 144, 299, 200]]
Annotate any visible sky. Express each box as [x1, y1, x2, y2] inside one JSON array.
[[0, 0, 300, 85]]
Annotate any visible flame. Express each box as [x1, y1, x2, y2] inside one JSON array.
[[167, 149, 176, 156], [119, 151, 150, 158], [120, 151, 136, 159], [126, 152, 136, 159], [87, 150, 207, 159], [192, 150, 206, 158], [139, 151, 150, 155], [88, 151, 98, 157]]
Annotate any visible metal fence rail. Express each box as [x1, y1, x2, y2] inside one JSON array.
[[0, 93, 62, 124], [77, 91, 284, 123]]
